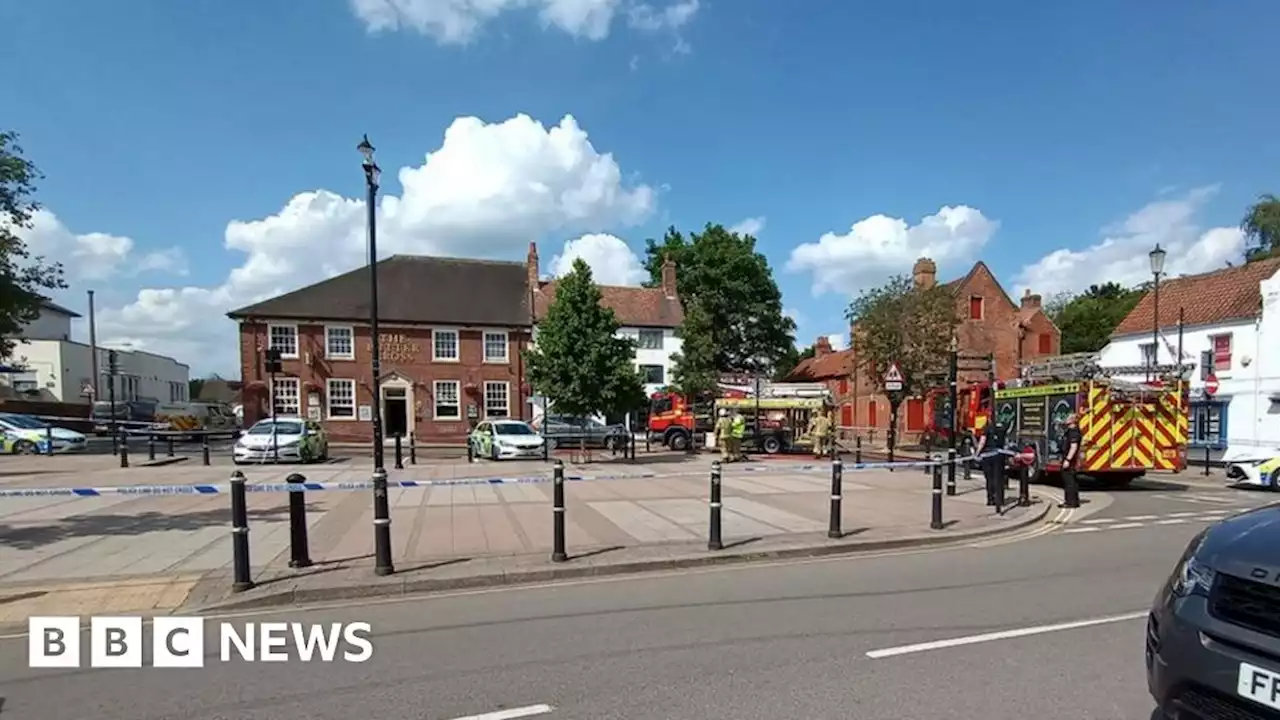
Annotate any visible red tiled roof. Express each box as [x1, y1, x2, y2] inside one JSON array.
[[1112, 257, 1280, 336], [786, 348, 856, 381], [533, 281, 684, 328]]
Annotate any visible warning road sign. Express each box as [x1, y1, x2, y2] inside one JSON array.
[[883, 362, 904, 392]]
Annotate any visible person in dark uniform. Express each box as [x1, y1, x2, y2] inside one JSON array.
[[1060, 413, 1082, 508], [974, 413, 1007, 509]]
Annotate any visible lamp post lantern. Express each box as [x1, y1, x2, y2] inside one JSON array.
[[1149, 243, 1167, 381], [360, 134, 394, 576]]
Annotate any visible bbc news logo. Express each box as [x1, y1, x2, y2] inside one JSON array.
[[28, 616, 373, 668]]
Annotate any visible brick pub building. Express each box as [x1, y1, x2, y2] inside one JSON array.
[[230, 244, 681, 443], [786, 257, 1061, 443]]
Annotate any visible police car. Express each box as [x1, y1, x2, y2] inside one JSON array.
[[0, 413, 88, 454], [233, 418, 329, 464], [1225, 452, 1280, 489], [469, 419, 546, 460]]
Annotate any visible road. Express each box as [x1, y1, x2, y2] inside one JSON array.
[[0, 478, 1274, 720]]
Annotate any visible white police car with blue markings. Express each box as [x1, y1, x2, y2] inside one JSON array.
[[233, 418, 328, 464], [0, 413, 87, 454]]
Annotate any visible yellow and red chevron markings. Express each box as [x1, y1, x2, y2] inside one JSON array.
[[1081, 381, 1187, 472]]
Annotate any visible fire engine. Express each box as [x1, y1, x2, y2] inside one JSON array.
[[647, 381, 830, 452], [996, 352, 1190, 488]]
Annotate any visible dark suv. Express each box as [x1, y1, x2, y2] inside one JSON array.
[[1147, 505, 1280, 718]]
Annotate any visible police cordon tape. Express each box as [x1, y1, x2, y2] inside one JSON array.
[[0, 450, 1018, 499]]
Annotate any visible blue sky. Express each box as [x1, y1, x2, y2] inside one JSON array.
[[3, 0, 1278, 375]]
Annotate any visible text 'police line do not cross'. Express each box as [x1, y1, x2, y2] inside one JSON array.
[[28, 617, 374, 668]]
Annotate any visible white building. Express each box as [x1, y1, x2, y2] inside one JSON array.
[[1, 300, 192, 405], [527, 242, 684, 423], [1100, 257, 1280, 462]]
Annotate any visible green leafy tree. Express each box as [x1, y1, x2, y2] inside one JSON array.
[[643, 223, 795, 376], [846, 276, 958, 448], [0, 131, 66, 359], [1053, 282, 1144, 353], [772, 343, 815, 381], [525, 258, 646, 422], [670, 296, 719, 401], [1242, 193, 1280, 262]]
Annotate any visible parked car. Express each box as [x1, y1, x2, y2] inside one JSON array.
[[470, 419, 546, 460], [91, 399, 161, 435], [0, 413, 88, 454], [1147, 506, 1280, 717], [232, 418, 328, 464], [536, 414, 630, 451], [1225, 452, 1280, 489]]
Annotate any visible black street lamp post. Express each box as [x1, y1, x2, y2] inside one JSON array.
[[1149, 244, 1167, 380], [359, 134, 394, 576]]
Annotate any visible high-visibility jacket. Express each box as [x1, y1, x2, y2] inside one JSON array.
[[730, 416, 745, 438], [715, 417, 731, 439], [813, 414, 831, 437]]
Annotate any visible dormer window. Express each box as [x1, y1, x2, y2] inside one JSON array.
[[969, 296, 984, 320]]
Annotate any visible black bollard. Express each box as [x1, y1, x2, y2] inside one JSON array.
[[45, 425, 54, 456], [202, 434, 211, 466], [230, 471, 254, 591], [372, 468, 394, 576], [148, 434, 156, 461], [828, 458, 843, 539], [1018, 463, 1031, 507], [409, 433, 417, 465], [119, 431, 129, 468], [855, 435, 862, 465], [285, 472, 313, 568], [1203, 445, 1210, 476], [552, 460, 567, 562], [930, 463, 944, 530], [946, 448, 957, 496], [708, 461, 723, 550], [394, 433, 404, 470], [167, 435, 174, 457], [467, 438, 475, 464]]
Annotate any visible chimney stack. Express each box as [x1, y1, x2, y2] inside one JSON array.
[[526, 241, 540, 292], [1021, 289, 1041, 309], [912, 257, 937, 290], [661, 253, 678, 299], [814, 335, 832, 356]]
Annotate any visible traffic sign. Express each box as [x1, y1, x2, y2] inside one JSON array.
[[883, 362, 905, 392], [1204, 374, 1219, 396], [81, 382, 94, 397]]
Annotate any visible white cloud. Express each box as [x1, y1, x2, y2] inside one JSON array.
[[825, 333, 848, 351], [1012, 186, 1247, 297], [350, 0, 699, 45], [549, 233, 647, 285], [95, 113, 656, 373], [786, 206, 1000, 296], [730, 216, 766, 237], [10, 210, 187, 284]]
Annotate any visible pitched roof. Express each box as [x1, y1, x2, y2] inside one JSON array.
[[41, 300, 81, 318], [533, 281, 684, 328], [227, 255, 531, 327], [786, 348, 856, 381], [1112, 257, 1280, 336]]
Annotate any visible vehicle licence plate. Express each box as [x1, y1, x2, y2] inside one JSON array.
[[1238, 662, 1280, 710]]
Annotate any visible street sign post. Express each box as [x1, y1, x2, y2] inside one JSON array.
[[1204, 373, 1219, 396], [883, 362, 905, 393]]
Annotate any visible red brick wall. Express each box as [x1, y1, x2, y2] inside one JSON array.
[[237, 321, 532, 443]]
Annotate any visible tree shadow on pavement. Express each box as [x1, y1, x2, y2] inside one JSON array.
[[0, 503, 321, 551]]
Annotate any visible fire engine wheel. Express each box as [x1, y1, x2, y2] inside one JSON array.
[[667, 432, 689, 451], [762, 436, 782, 454]]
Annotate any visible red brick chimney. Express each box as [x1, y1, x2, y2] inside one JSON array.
[[912, 257, 937, 290], [1021, 289, 1041, 310], [527, 241, 540, 293], [814, 335, 832, 356], [661, 253, 678, 299]]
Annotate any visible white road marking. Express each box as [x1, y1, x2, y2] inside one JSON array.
[[1168, 512, 1198, 518], [865, 611, 1147, 659], [1154, 518, 1187, 525], [1062, 527, 1101, 534], [1108, 522, 1145, 530], [1123, 515, 1158, 521], [446, 705, 555, 720], [1080, 518, 1116, 525]]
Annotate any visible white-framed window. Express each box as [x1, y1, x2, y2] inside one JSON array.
[[271, 377, 300, 416], [268, 324, 299, 358], [433, 380, 461, 420], [483, 331, 509, 363], [1211, 334, 1232, 371], [639, 364, 665, 384], [325, 325, 355, 360], [484, 381, 509, 418], [433, 328, 459, 362], [638, 329, 664, 350], [327, 378, 355, 419]]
